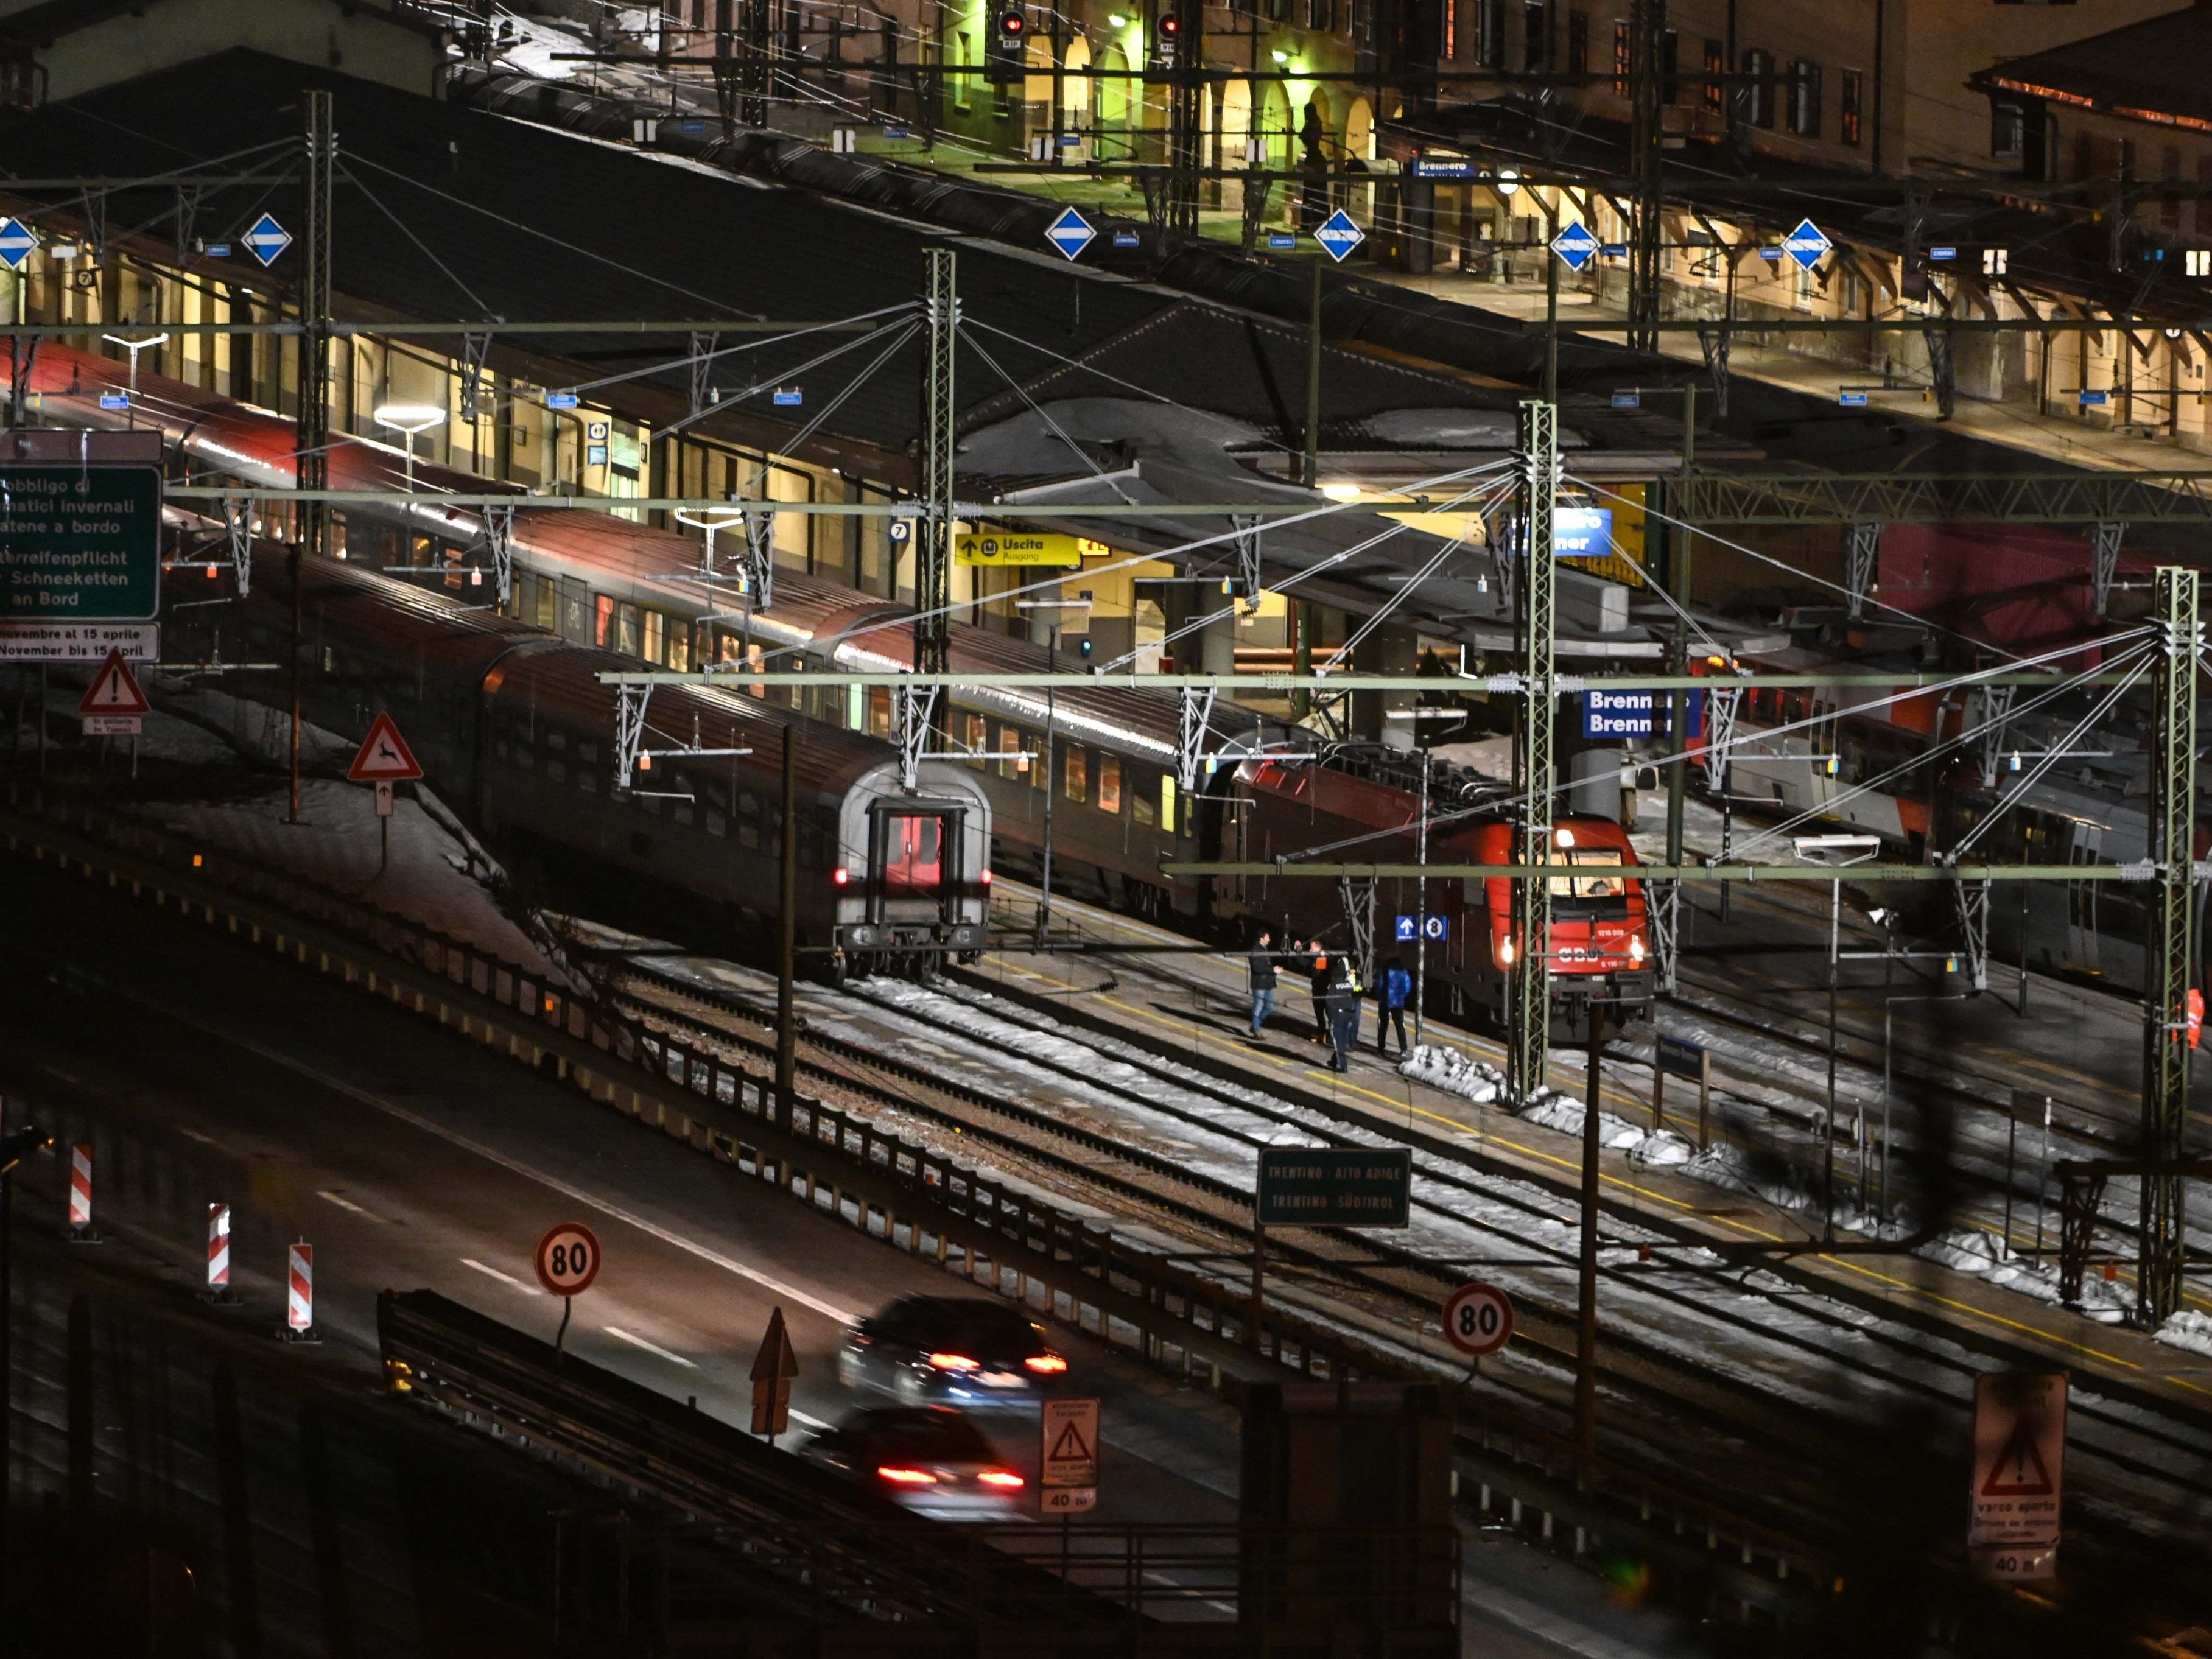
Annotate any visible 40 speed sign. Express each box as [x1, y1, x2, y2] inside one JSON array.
[[1442, 1282, 1513, 1358]]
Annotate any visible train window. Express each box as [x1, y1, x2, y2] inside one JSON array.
[[548, 759, 567, 782], [707, 809, 726, 836], [739, 790, 761, 850], [994, 723, 1026, 778], [1547, 849, 1626, 902], [1064, 746, 1088, 804], [868, 686, 892, 739], [578, 767, 596, 793], [1098, 754, 1122, 814], [547, 728, 567, 752], [578, 742, 597, 763], [615, 604, 642, 658], [964, 713, 987, 768], [594, 595, 614, 648], [644, 611, 667, 664], [668, 623, 691, 673], [1132, 771, 1155, 827]]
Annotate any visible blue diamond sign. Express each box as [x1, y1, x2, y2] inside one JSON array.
[[242, 213, 293, 267], [0, 219, 36, 270], [1781, 217, 1831, 271], [1550, 221, 1601, 272], [1044, 206, 1096, 262], [1314, 209, 1364, 263]]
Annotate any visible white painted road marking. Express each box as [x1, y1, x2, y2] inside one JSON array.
[[317, 1189, 383, 1221], [606, 1326, 697, 1367], [461, 1257, 541, 1294], [178, 1128, 222, 1148], [114, 986, 860, 1325], [790, 1408, 834, 1431]]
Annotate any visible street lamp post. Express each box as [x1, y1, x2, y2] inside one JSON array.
[[1794, 833, 1880, 1240]]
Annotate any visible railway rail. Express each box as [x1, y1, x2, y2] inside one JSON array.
[[595, 947, 2212, 1579]]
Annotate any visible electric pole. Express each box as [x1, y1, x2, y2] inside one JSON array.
[[1506, 399, 1557, 1108], [916, 248, 957, 682], [2140, 565, 2200, 1325], [289, 89, 334, 826]]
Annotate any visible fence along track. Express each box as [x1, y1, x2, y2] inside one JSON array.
[[0, 787, 1838, 1613]]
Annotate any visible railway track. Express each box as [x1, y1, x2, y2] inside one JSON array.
[[591, 949, 2212, 1573]]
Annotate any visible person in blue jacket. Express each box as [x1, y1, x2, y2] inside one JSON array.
[[1376, 956, 1413, 1058]]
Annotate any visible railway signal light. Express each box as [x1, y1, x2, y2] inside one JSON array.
[[1156, 12, 1181, 63], [989, 8, 1025, 82]]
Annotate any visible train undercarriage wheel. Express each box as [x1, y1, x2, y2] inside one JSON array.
[[827, 951, 849, 989]]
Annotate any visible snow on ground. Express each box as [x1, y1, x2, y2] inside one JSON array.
[[2157, 1310, 2212, 1360]]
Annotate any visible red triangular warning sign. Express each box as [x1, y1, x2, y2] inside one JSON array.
[[77, 649, 150, 717], [346, 712, 424, 782], [1047, 1419, 1093, 1464], [1980, 1423, 2054, 1497]]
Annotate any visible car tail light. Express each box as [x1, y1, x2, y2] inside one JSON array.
[[832, 868, 851, 886], [927, 1352, 980, 1372], [877, 1466, 939, 1485], [1025, 1354, 1067, 1374], [976, 1470, 1025, 1489]]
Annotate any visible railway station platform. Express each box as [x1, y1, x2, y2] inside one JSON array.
[[974, 884, 2212, 1422]]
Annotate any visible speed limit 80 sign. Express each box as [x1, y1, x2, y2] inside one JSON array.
[[1442, 1282, 1513, 1358], [535, 1222, 603, 1297]]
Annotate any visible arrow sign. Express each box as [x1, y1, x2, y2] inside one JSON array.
[[79, 648, 151, 717], [1044, 206, 1097, 262], [242, 212, 293, 267], [346, 712, 424, 782], [1550, 220, 1601, 272], [750, 1306, 800, 1437], [1314, 209, 1364, 263], [1781, 217, 1831, 271], [0, 218, 37, 270]]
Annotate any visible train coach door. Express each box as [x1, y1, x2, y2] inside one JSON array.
[[867, 802, 964, 924], [2063, 821, 2101, 973]]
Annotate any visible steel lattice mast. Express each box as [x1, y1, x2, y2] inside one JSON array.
[[1506, 400, 1558, 1106], [2140, 565, 2200, 1325]]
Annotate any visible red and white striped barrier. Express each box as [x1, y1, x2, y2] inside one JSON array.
[[66, 1143, 92, 1236], [207, 1203, 230, 1291], [286, 1241, 314, 1337]]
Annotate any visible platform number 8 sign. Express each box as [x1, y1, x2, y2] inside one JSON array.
[[1442, 1282, 1512, 1358]]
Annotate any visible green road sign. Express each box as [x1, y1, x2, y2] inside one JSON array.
[[0, 465, 162, 622], [1256, 1148, 1412, 1227]]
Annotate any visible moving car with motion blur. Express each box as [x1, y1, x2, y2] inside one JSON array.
[[798, 1407, 1028, 1520], [836, 1294, 1067, 1408]]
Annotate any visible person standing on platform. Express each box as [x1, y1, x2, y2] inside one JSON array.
[[1326, 954, 1363, 1072], [1303, 940, 1332, 1045], [1376, 956, 1413, 1058], [1247, 930, 1278, 1039]]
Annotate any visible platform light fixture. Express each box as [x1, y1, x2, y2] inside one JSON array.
[[373, 402, 448, 491]]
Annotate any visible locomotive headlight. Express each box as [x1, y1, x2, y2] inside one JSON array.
[[1629, 935, 1646, 964], [1498, 935, 1516, 967], [832, 868, 851, 886], [1555, 827, 1575, 849]]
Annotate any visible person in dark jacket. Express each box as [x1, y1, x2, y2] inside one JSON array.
[[1247, 930, 1277, 1038], [1302, 940, 1332, 1045], [1325, 954, 1363, 1072], [1376, 956, 1413, 1057]]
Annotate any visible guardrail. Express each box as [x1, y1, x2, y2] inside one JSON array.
[[382, 1289, 1461, 1656], [0, 784, 1834, 1619]]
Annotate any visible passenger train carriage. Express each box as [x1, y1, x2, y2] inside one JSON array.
[[69, 338, 1651, 1016], [172, 544, 992, 977]]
